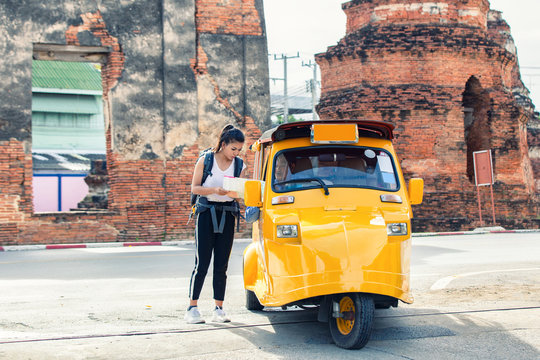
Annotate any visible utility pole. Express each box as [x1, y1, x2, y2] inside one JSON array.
[[302, 60, 319, 120], [274, 52, 299, 123]]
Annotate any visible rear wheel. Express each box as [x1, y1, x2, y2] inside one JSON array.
[[328, 293, 374, 349], [246, 289, 264, 311]]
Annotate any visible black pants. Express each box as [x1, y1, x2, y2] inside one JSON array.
[[189, 204, 235, 301]]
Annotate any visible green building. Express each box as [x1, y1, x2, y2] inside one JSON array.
[[32, 60, 105, 212], [32, 60, 105, 153]]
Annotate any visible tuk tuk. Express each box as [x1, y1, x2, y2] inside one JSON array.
[[242, 120, 423, 349]]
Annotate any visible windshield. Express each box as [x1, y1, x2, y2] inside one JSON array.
[[272, 146, 399, 193]]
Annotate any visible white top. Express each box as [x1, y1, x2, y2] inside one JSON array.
[[203, 157, 245, 202]]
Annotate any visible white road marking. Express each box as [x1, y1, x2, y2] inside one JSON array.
[[430, 267, 540, 290]]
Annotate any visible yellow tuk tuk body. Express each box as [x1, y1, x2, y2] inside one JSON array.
[[243, 120, 423, 309]]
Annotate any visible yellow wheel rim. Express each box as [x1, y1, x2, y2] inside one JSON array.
[[336, 296, 355, 335]]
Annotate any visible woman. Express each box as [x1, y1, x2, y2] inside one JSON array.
[[185, 125, 246, 324]]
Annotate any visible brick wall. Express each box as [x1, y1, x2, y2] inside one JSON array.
[[196, 0, 263, 35], [0, 140, 33, 244], [0, 0, 269, 245], [317, 0, 539, 231]]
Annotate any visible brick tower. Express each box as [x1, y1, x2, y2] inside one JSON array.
[[316, 0, 539, 231]]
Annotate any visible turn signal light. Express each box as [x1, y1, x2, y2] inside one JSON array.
[[272, 195, 295, 205], [381, 194, 402, 203]]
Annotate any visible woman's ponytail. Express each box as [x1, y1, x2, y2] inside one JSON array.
[[214, 124, 244, 152]]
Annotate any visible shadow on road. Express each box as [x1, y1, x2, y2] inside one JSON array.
[[211, 305, 540, 359]]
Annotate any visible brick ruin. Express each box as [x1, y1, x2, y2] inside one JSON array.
[[0, 0, 269, 245], [316, 0, 539, 231]]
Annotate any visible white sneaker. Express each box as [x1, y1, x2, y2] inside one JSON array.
[[184, 307, 205, 324], [212, 308, 231, 323]]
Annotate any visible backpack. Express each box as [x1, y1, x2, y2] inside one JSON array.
[[190, 150, 244, 207]]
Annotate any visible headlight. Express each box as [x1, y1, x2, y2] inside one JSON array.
[[277, 225, 298, 238], [387, 223, 407, 236]]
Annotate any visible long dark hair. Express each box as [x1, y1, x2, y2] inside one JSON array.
[[214, 124, 245, 152]]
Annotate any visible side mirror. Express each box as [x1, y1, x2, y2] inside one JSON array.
[[244, 180, 262, 207], [245, 206, 260, 223], [408, 178, 424, 205]]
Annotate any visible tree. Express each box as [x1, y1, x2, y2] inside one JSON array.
[[275, 114, 301, 124]]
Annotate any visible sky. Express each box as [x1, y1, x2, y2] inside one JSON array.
[[263, 0, 540, 112]]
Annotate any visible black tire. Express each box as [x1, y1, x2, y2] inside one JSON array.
[[328, 293, 374, 349], [246, 289, 264, 311]]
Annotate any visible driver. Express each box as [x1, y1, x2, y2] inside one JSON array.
[[274, 155, 290, 182], [274, 156, 300, 191]]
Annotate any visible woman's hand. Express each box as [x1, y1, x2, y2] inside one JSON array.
[[215, 187, 228, 196]]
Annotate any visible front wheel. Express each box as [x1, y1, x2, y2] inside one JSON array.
[[328, 293, 374, 349]]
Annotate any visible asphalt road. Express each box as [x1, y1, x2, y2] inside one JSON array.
[[0, 232, 539, 359]]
